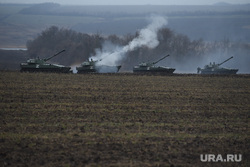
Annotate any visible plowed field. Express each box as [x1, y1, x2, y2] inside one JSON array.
[[0, 72, 249, 166]]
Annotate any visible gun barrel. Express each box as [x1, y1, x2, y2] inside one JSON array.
[[152, 54, 170, 65], [44, 49, 66, 61], [218, 56, 233, 66]]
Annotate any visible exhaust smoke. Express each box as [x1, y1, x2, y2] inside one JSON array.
[[90, 15, 168, 70]]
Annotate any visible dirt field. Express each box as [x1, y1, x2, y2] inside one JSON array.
[[0, 72, 249, 166]]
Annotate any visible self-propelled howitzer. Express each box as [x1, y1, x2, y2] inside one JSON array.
[[20, 50, 72, 73], [76, 58, 121, 73], [43, 49, 66, 62], [197, 56, 238, 74], [133, 54, 175, 74]]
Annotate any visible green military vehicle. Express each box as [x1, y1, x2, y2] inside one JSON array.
[[197, 56, 238, 74], [76, 58, 121, 73], [20, 50, 71, 73], [133, 55, 175, 74]]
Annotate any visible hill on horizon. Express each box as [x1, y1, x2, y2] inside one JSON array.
[[0, 3, 250, 48]]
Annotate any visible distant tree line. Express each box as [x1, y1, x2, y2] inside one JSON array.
[[26, 26, 204, 70], [26, 25, 250, 71]]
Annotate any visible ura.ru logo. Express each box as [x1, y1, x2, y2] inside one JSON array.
[[200, 154, 242, 162]]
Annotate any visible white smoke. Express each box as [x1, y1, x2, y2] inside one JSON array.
[[90, 15, 168, 68], [123, 15, 167, 52]]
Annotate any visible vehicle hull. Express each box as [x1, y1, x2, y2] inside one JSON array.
[[133, 66, 175, 74], [77, 65, 121, 73], [20, 64, 72, 73], [200, 69, 238, 74]]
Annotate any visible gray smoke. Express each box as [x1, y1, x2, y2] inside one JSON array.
[[90, 15, 168, 69]]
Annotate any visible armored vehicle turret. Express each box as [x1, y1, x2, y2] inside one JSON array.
[[197, 56, 238, 74], [20, 50, 71, 73], [76, 58, 121, 73], [133, 55, 175, 74]]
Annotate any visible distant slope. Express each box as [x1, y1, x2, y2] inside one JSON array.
[[213, 2, 232, 6], [0, 3, 250, 48]]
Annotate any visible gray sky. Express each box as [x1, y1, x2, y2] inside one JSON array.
[[0, 0, 250, 5]]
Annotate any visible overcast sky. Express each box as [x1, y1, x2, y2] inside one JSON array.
[[0, 0, 250, 5]]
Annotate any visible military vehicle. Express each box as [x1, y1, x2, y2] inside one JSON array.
[[76, 58, 121, 73], [133, 55, 175, 74], [197, 56, 238, 74], [20, 50, 71, 73]]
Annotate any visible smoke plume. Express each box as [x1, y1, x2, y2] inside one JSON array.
[[90, 15, 168, 69]]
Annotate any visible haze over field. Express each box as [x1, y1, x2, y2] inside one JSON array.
[[1, 0, 250, 5], [0, 2, 249, 47], [0, 1, 250, 73]]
